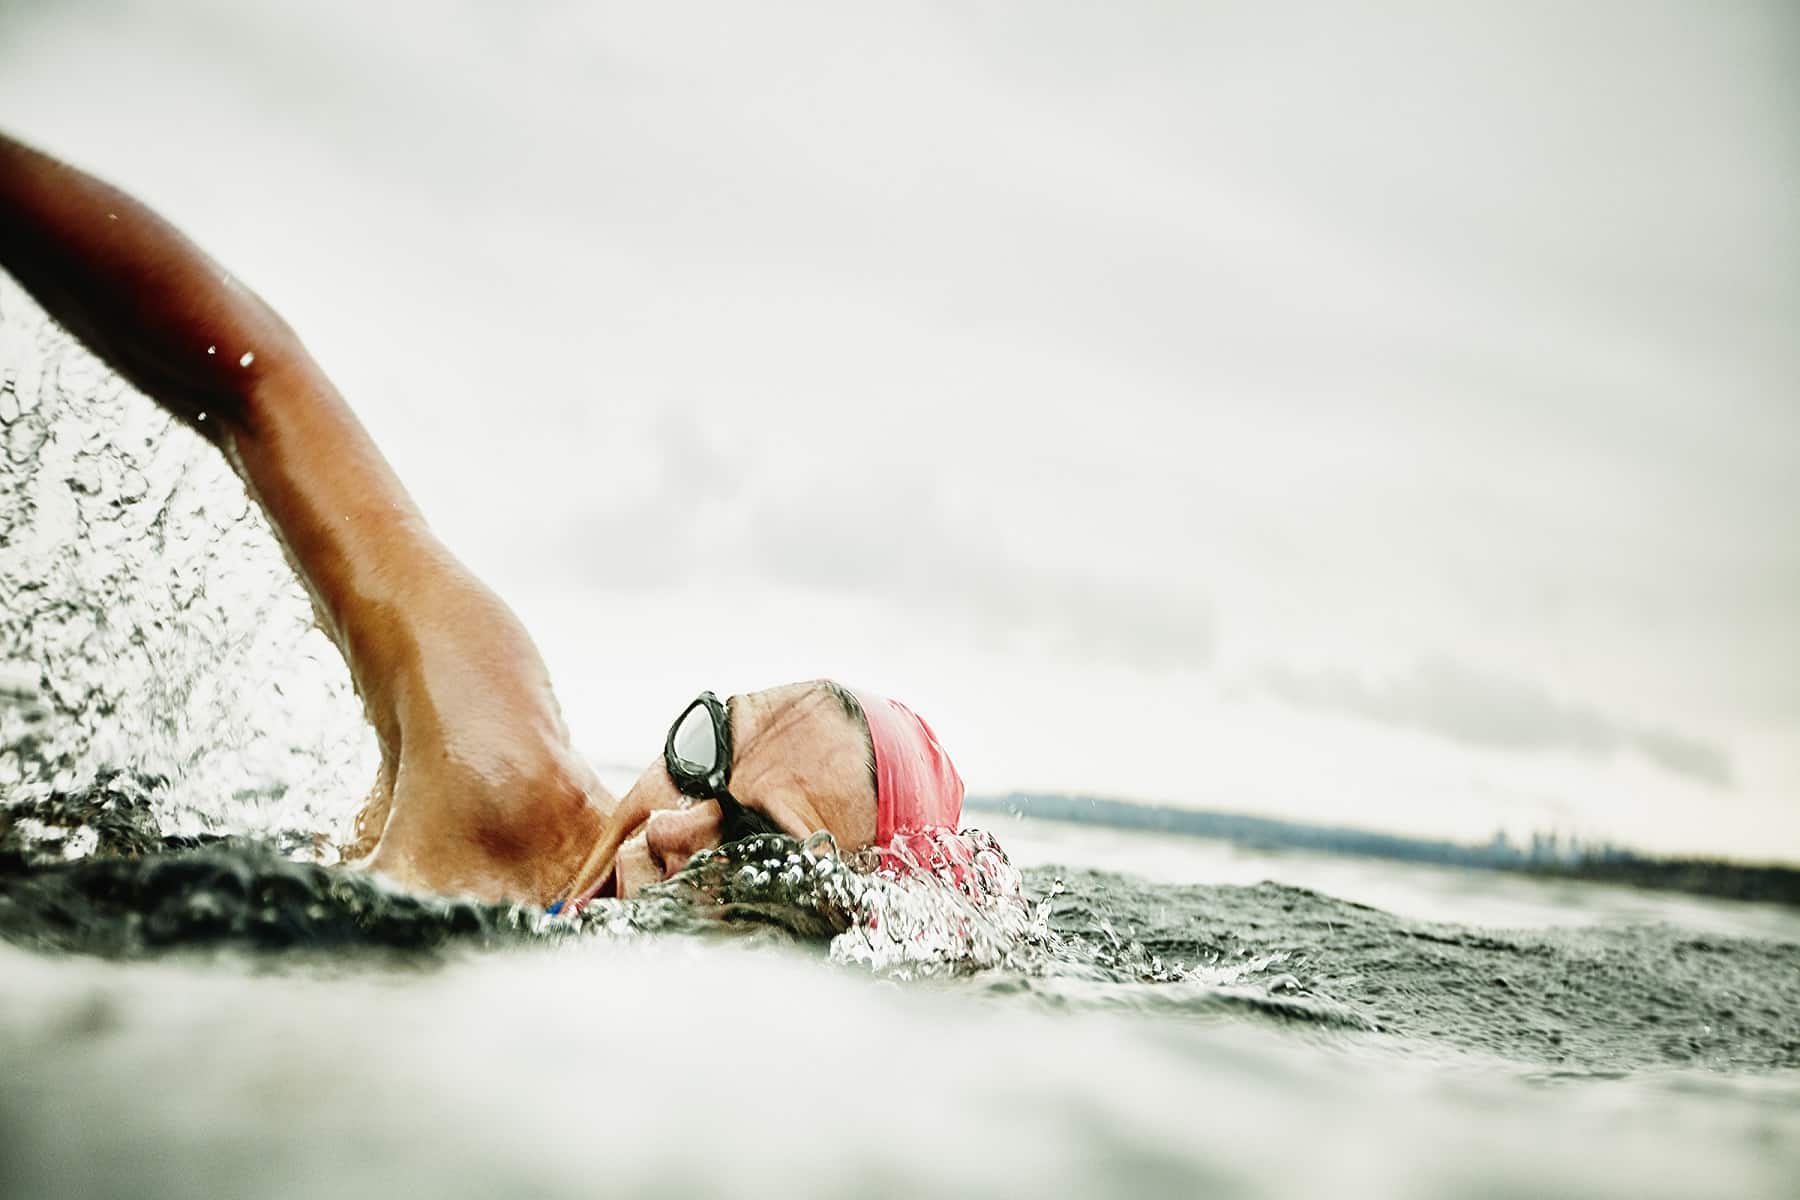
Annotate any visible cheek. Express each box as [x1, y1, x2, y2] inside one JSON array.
[[731, 732, 874, 846], [777, 771, 875, 850], [826, 790, 878, 851]]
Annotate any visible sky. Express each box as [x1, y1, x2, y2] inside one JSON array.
[[1, 0, 1795, 860]]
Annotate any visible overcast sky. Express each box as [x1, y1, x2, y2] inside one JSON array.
[[2, 0, 1796, 860]]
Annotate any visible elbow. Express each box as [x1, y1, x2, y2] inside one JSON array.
[[124, 278, 304, 442], [159, 329, 307, 445]]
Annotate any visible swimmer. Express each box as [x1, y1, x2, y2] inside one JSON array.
[[0, 130, 962, 907]]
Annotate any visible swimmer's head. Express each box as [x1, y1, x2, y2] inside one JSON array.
[[574, 679, 962, 903]]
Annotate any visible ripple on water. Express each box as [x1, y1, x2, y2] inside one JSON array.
[[0, 284, 375, 848], [6, 783, 1798, 1076]]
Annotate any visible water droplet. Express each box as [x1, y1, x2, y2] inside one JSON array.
[[239, 352, 255, 367], [6, 417, 48, 464], [67, 463, 101, 495]]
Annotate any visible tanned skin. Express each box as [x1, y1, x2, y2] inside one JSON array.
[[0, 131, 634, 904]]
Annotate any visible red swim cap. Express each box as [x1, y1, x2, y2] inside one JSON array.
[[847, 687, 964, 845]]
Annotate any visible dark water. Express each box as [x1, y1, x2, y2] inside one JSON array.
[[6, 782, 1797, 1077], [5, 792, 1800, 1199], [1033, 869, 1800, 1073]]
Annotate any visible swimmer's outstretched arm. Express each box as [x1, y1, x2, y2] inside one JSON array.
[[0, 130, 440, 735], [0, 130, 609, 899]]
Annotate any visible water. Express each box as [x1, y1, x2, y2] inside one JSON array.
[[0, 279, 375, 847], [4, 288, 1799, 1197], [3, 788, 1798, 1198], [4, 935, 1796, 1200], [1000, 815, 1800, 943]]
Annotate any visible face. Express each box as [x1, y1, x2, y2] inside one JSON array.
[[611, 681, 878, 899]]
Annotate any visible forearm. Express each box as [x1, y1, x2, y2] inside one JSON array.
[[0, 129, 294, 439]]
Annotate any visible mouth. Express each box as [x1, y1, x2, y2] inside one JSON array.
[[562, 860, 617, 912], [559, 803, 653, 910]]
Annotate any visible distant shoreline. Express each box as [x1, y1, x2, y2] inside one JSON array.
[[967, 793, 1800, 908]]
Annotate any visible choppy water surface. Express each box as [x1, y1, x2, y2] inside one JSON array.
[[4, 284, 1799, 1197], [4, 789, 1798, 1073], [3, 784, 1799, 1198]]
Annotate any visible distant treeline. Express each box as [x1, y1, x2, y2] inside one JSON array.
[[967, 793, 1800, 907]]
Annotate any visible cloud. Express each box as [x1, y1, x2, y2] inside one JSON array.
[[1257, 655, 1732, 788], [557, 410, 1215, 672]]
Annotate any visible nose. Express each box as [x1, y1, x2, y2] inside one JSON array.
[[645, 802, 724, 880]]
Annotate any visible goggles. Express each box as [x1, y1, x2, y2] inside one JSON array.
[[663, 691, 782, 844]]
